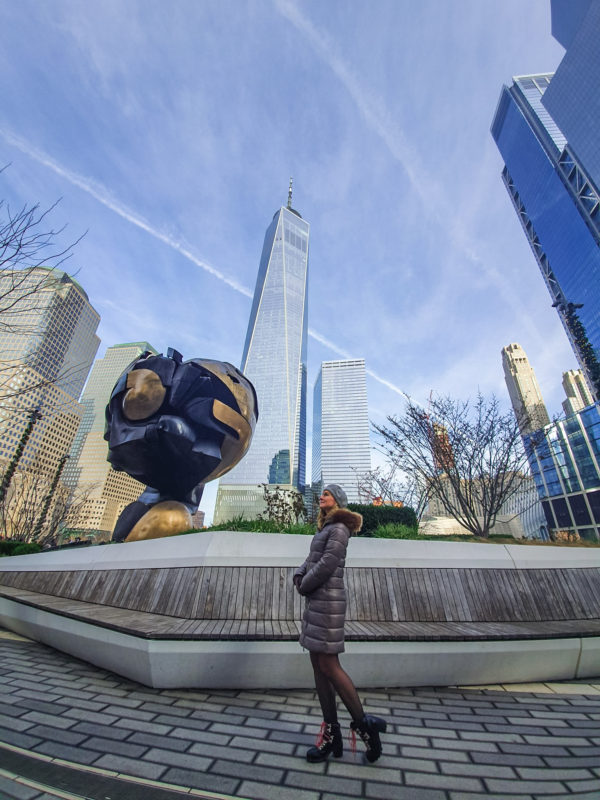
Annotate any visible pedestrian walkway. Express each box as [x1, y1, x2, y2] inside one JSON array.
[[0, 629, 599, 800]]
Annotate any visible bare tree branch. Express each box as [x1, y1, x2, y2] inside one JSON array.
[[351, 464, 429, 519], [0, 452, 98, 544], [373, 393, 534, 538]]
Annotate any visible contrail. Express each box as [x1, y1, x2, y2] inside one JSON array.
[[0, 128, 253, 298], [273, 0, 549, 350], [274, 0, 432, 214], [308, 328, 409, 399], [1, 126, 410, 400]]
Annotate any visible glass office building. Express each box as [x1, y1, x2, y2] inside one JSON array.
[[312, 359, 371, 504], [543, 0, 600, 193], [214, 198, 309, 522], [491, 74, 600, 401], [524, 404, 600, 541]]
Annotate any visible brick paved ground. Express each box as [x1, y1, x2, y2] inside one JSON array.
[[0, 630, 599, 799]]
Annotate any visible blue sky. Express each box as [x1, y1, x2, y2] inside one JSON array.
[[0, 1, 571, 520]]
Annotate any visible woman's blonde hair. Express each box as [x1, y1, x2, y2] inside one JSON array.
[[316, 504, 339, 531]]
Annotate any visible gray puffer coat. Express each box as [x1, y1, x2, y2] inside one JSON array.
[[294, 508, 363, 654]]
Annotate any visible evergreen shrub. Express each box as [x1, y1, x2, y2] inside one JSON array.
[[13, 542, 42, 556], [200, 517, 314, 535], [0, 541, 42, 556], [348, 503, 418, 536], [372, 523, 421, 539]]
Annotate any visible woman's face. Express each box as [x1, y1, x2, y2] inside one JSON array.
[[319, 490, 337, 512]]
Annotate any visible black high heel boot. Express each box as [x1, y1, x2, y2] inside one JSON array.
[[350, 714, 387, 763], [306, 721, 343, 763]]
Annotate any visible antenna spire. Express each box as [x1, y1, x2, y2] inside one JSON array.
[[287, 177, 293, 209]]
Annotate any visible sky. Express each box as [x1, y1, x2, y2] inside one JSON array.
[[0, 0, 572, 522]]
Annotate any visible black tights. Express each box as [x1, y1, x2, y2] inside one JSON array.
[[310, 651, 364, 724]]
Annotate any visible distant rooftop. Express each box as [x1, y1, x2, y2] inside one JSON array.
[[110, 342, 158, 352], [34, 266, 90, 302]]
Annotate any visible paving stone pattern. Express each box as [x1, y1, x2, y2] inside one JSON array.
[[0, 637, 599, 799]]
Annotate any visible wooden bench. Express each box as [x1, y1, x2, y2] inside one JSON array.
[[2, 565, 600, 641], [1, 538, 600, 688]]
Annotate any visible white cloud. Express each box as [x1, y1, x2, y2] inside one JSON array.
[[274, 0, 554, 352], [0, 126, 253, 299], [1, 126, 411, 400]]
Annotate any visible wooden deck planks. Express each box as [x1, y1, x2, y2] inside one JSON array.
[[2, 565, 600, 643]]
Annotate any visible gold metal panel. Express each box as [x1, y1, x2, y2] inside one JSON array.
[[122, 369, 166, 421], [194, 359, 257, 427], [202, 399, 253, 482], [125, 500, 193, 542]]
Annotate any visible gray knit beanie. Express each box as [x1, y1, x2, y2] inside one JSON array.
[[323, 484, 348, 508]]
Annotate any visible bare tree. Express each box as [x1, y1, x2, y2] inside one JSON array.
[[258, 484, 306, 527], [0, 453, 97, 545], [373, 393, 535, 538], [353, 464, 429, 520], [1, 194, 77, 327], [353, 464, 401, 505], [0, 181, 86, 407], [395, 472, 430, 521]]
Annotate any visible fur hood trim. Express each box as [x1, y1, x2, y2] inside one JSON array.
[[323, 508, 363, 535]]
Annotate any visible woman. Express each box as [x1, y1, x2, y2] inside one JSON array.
[[294, 484, 387, 764]]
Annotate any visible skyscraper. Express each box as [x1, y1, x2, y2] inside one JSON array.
[[502, 343, 550, 435], [542, 0, 600, 193], [524, 405, 600, 541], [562, 369, 594, 416], [0, 268, 100, 473], [214, 186, 309, 522], [0, 268, 100, 537], [64, 342, 158, 536], [0, 267, 100, 400], [491, 74, 600, 400], [312, 359, 371, 504]]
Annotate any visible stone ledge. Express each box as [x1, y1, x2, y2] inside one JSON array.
[[2, 531, 600, 572], [2, 596, 597, 689]]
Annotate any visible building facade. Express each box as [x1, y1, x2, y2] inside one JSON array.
[[0, 268, 100, 400], [423, 473, 548, 540], [562, 369, 594, 416], [0, 268, 100, 472], [502, 343, 550, 435], [524, 404, 600, 541], [64, 342, 157, 537], [214, 192, 309, 522], [0, 268, 100, 538], [542, 0, 600, 193], [312, 359, 371, 504], [491, 74, 600, 401]]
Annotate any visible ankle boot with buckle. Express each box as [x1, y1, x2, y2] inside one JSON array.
[[306, 721, 343, 763], [350, 714, 387, 763]]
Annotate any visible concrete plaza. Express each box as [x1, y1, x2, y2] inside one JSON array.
[[0, 627, 599, 800]]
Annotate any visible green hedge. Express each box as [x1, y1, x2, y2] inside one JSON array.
[[12, 542, 42, 556], [372, 523, 421, 539], [205, 517, 314, 535], [347, 504, 418, 536], [0, 540, 42, 556]]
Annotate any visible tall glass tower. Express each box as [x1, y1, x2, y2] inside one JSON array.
[[312, 359, 371, 504], [214, 185, 309, 522], [491, 73, 600, 401], [542, 0, 600, 193]]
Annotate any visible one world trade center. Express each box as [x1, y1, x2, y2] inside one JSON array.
[[214, 183, 309, 522]]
